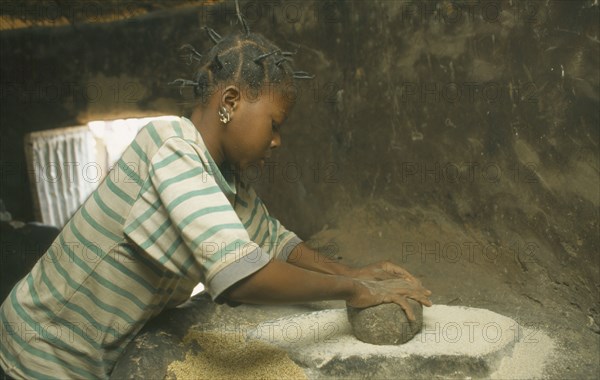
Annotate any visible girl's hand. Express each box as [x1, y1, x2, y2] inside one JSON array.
[[349, 260, 419, 283], [347, 278, 433, 320]]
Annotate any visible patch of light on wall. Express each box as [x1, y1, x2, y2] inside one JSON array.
[[88, 115, 180, 169], [26, 115, 180, 227]]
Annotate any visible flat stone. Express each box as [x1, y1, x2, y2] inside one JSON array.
[[347, 300, 423, 345], [245, 305, 552, 379]]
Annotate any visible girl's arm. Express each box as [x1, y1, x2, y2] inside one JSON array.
[[286, 242, 422, 283], [223, 258, 432, 320], [285, 242, 354, 276], [224, 259, 355, 304]]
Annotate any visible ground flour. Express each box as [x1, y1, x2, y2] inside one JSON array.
[[490, 326, 556, 379]]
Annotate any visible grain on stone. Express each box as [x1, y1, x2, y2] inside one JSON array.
[[166, 330, 307, 380]]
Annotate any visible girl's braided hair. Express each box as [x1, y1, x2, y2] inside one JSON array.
[[170, 0, 313, 102]]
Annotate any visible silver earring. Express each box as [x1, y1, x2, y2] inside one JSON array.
[[218, 106, 232, 124]]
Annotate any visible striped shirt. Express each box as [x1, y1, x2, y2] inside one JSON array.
[[0, 116, 301, 379]]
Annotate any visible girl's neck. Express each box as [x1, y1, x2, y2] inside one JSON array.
[[190, 104, 226, 169]]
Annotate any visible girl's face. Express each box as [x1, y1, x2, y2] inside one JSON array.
[[222, 88, 293, 171]]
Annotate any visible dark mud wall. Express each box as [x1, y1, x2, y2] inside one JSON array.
[[1, 0, 598, 366], [1, 0, 597, 234]]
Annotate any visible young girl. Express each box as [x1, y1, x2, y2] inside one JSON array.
[[0, 21, 431, 380]]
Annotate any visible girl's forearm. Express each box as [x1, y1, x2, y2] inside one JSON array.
[[224, 258, 358, 304], [285, 242, 356, 276]]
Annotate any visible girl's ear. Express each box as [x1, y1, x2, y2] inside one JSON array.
[[221, 85, 241, 111]]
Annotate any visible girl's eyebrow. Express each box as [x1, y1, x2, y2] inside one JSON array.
[[272, 111, 285, 125], [277, 107, 289, 123]]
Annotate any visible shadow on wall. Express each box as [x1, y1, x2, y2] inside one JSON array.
[[0, 220, 59, 303]]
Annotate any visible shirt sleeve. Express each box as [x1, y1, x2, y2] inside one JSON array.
[[238, 182, 303, 262], [124, 137, 271, 300]]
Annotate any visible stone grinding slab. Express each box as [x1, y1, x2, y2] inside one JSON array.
[[245, 305, 555, 379]]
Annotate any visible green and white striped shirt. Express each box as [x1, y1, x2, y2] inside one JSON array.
[[0, 116, 301, 379]]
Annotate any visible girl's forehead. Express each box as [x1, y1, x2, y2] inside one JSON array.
[[274, 97, 294, 121], [258, 90, 293, 119]]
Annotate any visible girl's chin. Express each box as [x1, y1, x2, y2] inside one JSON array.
[[239, 159, 265, 171]]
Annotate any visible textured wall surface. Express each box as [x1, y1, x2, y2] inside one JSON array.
[[1, 0, 597, 233]]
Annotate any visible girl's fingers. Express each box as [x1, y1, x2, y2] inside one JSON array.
[[410, 294, 433, 307], [392, 266, 416, 280], [402, 286, 433, 307], [394, 296, 416, 321], [414, 285, 427, 295]]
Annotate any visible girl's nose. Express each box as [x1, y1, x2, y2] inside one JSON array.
[[270, 132, 281, 149]]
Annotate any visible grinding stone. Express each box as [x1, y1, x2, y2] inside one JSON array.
[[347, 300, 423, 345]]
